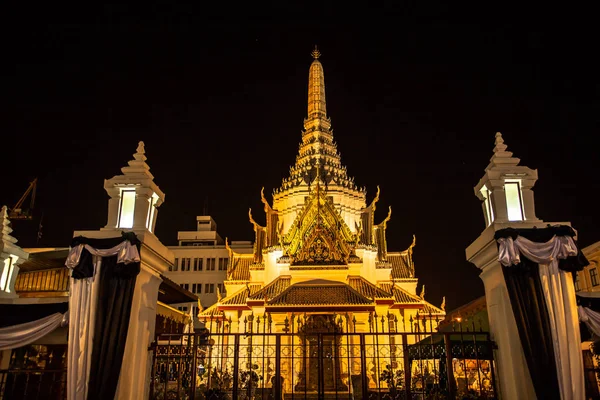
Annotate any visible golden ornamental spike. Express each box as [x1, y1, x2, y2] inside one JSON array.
[[311, 45, 321, 59]]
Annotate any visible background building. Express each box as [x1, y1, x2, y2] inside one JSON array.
[[575, 240, 600, 293], [165, 215, 252, 325]]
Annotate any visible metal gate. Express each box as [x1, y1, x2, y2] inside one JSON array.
[[149, 313, 497, 400]]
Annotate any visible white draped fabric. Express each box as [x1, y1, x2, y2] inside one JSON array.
[[65, 240, 140, 400], [498, 235, 584, 400], [65, 240, 140, 269], [579, 306, 600, 338], [0, 312, 67, 351], [67, 261, 101, 400]]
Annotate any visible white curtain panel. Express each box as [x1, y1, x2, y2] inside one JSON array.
[[579, 306, 600, 339], [499, 234, 584, 400], [67, 260, 102, 400], [65, 240, 140, 400], [0, 312, 67, 351]]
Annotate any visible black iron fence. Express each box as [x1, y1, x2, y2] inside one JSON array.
[[0, 369, 67, 400], [150, 313, 497, 400], [583, 346, 600, 398], [0, 344, 67, 400]]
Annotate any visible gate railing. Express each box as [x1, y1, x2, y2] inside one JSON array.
[[0, 369, 67, 400], [0, 344, 67, 400], [150, 314, 497, 400]]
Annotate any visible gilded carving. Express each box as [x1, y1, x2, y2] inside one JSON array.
[[283, 187, 356, 265], [249, 208, 267, 263], [374, 206, 392, 261]]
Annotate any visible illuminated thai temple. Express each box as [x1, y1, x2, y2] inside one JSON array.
[[199, 47, 445, 335]]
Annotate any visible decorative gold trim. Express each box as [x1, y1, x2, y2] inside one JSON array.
[[289, 265, 349, 270]]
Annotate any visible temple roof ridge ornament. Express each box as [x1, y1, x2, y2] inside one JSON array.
[[366, 186, 380, 211], [248, 208, 264, 229], [260, 187, 274, 213], [378, 206, 392, 226]]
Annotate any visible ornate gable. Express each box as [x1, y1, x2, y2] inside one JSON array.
[[283, 187, 357, 265]]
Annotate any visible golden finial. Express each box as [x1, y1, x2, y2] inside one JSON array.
[[311, 45, 321, 59]]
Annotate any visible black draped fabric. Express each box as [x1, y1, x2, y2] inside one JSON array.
[[70, 232, 141, 279], [501, 256, 561, 400], [70, 232, 141, 400], [495, 225, 589, 400]]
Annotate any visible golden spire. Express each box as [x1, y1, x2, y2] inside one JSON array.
[[307, 46, 326, 120], [316, 158, 321, 228], [311, 45, 321, 59]]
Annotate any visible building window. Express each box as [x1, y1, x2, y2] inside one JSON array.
[[192, 283, 202, 294], [205, 283, 214, 293], [177, 306, 188, 312], [179, 258, 191, 271], [218, 258, 228, 271], [575, 273, 581, 292], [505, 180, 524, 221], [118, 189, 136, 228], [480, 186, 494, 226], [591, 268, 599, 287], [207, 258, 216, 271], [194, 258, 203, 271], [181, 283, 190, 291]]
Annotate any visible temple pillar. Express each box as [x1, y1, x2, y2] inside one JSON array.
[[115, 258, 163, 400], [468, 132, 579, 399], [72, 141, 172, 400], [72, 229, 172, 400]]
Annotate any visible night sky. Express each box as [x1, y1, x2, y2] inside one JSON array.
[[2, 3, 599, 311]]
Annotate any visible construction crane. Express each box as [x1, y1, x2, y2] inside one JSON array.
[[9, 178, 37, 220]]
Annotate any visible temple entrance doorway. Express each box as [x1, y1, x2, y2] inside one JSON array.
[[294, 314, 348, 394]]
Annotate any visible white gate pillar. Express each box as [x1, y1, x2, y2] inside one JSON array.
[[467, 225, 538, 399]]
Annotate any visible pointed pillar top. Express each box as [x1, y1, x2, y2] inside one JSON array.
[[121, 140, 152, 177], [493, 132, 509, 154], [0, 206, 17, 245], [134, 141, 147, 161], [487, 131, 520, 169]]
